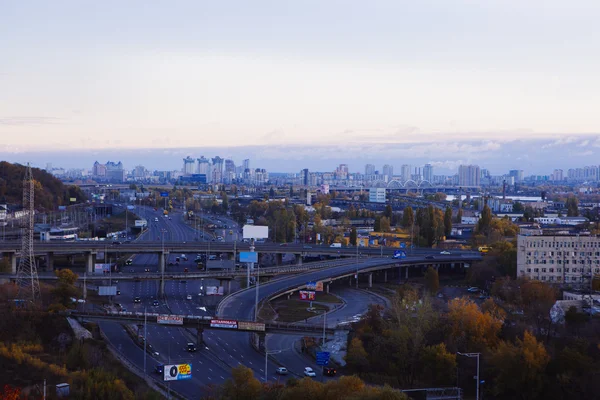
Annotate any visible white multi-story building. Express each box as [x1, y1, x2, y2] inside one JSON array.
[[517, 234, 600, 285], [369, 188, 386, 203], [401, 164, 411, 182]]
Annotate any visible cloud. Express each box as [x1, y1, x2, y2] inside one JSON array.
[[0, 116, 63, 126], [577, 139, 590, 147], [541, 136, 578, 149]]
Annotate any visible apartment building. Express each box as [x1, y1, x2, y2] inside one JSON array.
[[517, 234, 600, 284]]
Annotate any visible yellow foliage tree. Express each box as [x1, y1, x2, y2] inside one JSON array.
[[447, 297, 503, 351]]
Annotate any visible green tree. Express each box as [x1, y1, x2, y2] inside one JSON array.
[[374, 216, 382, 232], [269, 187, 275, 198], [423, 266, 440, 295], [380, 216, 391, 233], [289, 185, 294, 198], [444, 206, 453, 237], [566, 195, 579, 216], [421, 343, 457, 386], [512, 201, 524, 213], [384, 204, 393, 219], [456, 207, 463, 224], [345, 337, 369, 372], [477, 204, 492, 237], [52, 269, 79, 307], [220, 191, 229, 213], [402, 206, 414, 228], [350, 227, 358, 246]]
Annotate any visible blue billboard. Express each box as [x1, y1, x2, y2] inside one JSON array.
[[239, 252, 258, 263]]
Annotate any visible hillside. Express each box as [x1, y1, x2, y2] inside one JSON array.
[[0, 161, 87, 210]]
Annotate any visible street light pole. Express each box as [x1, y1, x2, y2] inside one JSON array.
[[143, 307, 147, 377], [457, 352, 480, 400]]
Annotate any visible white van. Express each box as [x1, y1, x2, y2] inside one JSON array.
[[330, 243, 341, 248]]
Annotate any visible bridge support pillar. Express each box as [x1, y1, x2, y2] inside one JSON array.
[[384, 270, 388, 283], [294, 254, 302, 265], [46, 252, 54, 271], [158, 279, 165, 298], [197, 328, 204, 345], [405, 266, 409, 279], [67, 255, 75, 265], [159, 252, 166, 274], [368, 273, 373, 288], [4, 253, 17, 274], [276, 253, 283, 266], [227, 279, 231, 295], [86, 252, 96, 274], [326, 283, 330, 294]]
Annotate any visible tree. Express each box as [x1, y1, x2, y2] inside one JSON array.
[[566, 195, 579, 216], [289, 185, 294, 198], [384, 204, 393, 219], [402, 206, 414, 228], [455, 208, 463, 224], [269, 187, 275, 198], [374, 216, 382, 232], [490, 331, 549, 400], [220, 191, 229, 213], [350, 227, 358, 246], [380, 216, 391, 233], [219, 365, 262, 399], [447, 297, 503, 351], [345, 337, 369, 372], [421, 343, 457, 386], [512, 201, 524, 213], [423, 266, 439, 295], [477, 204, 492, 237], [444, 206, 453, 237], [52, 269, 79, 307]]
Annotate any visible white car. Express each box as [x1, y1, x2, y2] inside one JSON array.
[[276, 367, 288, 375], [440, 250, 451, 255], [186, 295, 192, 300], [467, 287, 480, 293], [304, 367, 316, 377]]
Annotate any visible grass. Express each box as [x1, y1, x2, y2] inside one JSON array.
[[270, 299, 330, 323], [313, 292, 343, 304]]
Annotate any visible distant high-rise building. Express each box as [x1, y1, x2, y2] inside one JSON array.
[[382, 164, 394, 179], [133, 165, 146, 179], [211, 157, 224, 183], [423, 164, 433, 182], [508, 169, 524, 182], [401, 164, 411, 182], [197, 157, 210, 176], [365, 164, 376, 175], [301, 169, 309, 186], [243, 159, 250, 171], [458, 165, 481, 186], [552, 169, 564, 182], [183, 156, 196, 175], [224, 159, 236, 183], [92, 161, 107, 178]]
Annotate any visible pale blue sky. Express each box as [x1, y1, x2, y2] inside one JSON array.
[[1, 0, 599, 153]]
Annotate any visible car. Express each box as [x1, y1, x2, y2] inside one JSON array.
[[304, 367, 316, 377], [112, 241, 121, 245], [478, 295, 490, 300], [144, 268, 150, 272], [168, 217, 172, 220], [437, 292, 444, 298], [467, 287, 480, 293], [116, 290, 121, 295], [186, 342, 197, 352], [134, 297, 141, 303], [186, 294, 192, 300], [184, 267, 189, 273], [168, 262, 174, 266], [154, 217, 159, 222], [125, 259, 133, 265], [180, 280, 187, 284], [154, 364, 164, 374], [279, 243, 288, 247], [425, 255, 435, 260], [129, 269, 134, 273], [324, 367, 337, 376], [152, 300, 159, 306], [175, 257, 180, 262], [276, 367, 288, 375], [440, 251, 451, 255]]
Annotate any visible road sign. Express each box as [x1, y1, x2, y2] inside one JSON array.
[[157, 315, 184, 325], [239, 252, 258, 263], [238, 321, 266, 332], [210, 319, 238, 329], [400, 242, 406, 249], [299, 290, 316, 301], [316, 351, 330, 366], [98, 286, 117, 296], [164, 363, 192, 381], [306, 281, 317, 290], [160, 192, 169, 197]]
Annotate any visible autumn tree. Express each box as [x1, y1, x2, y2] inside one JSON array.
[[455, 208, 463, 224], [52, 269, 79, 307], [219, 365, 262, 400], [350, 227, 358, 246], [444, 206, 453, 237], [421, 343, 457, 386], [490, 331, 550, 400], [345, 337, 369, 372], [477, 204, 492, 237], [402, 206, 414, 228], [423, 266, 440, 295], [565, 195, 579, 217], [447, 297, 504, 351]]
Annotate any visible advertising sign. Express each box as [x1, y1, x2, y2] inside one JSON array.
[[164, 363, 192, 381], [160, 192, 169, 197], [400, 242, 406, 249], [315, 281, 324, 292], [94, 263, 110, 274], [243, 225, 268, 239], [238, 321, 266, 332], [69, 197, 77, 202], [210, 319, 238, 329], [299, 290, 316, 301], [135, 219, 147, 228], [58, 206, 67, 211], [239, 252, 258, 263], [157, 315, 184, 325], [98, 286, 117, 296], [205, 286, 225, 296], [306, 281, 317, 291], [393, 250, 407, 259]]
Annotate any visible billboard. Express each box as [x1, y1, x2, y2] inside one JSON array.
[[157, 315, 184, 325], [205, 286, 225, 296], [238, 321, 266, 332], [135, 219, 147, 228], [299, 290, 316, 301], [94, 263, 110, 274], [69, 197, 77, 202], [160, 192, 169, 197], [315, 281, 324, 292], [164, 363, 192, 381], [98, 286, 117, 296], [243, 225, 268, 240], [210, 319, 238, 329], [239, 252, 258, 263], [393, 250, 407, 259], [58, 206, 67, 211], [306, 282, 317, 290]]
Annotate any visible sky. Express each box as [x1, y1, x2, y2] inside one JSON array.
[[1, 1, 600, 171]]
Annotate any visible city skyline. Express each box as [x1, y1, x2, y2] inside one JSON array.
[[2, 1, 600, 153]]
